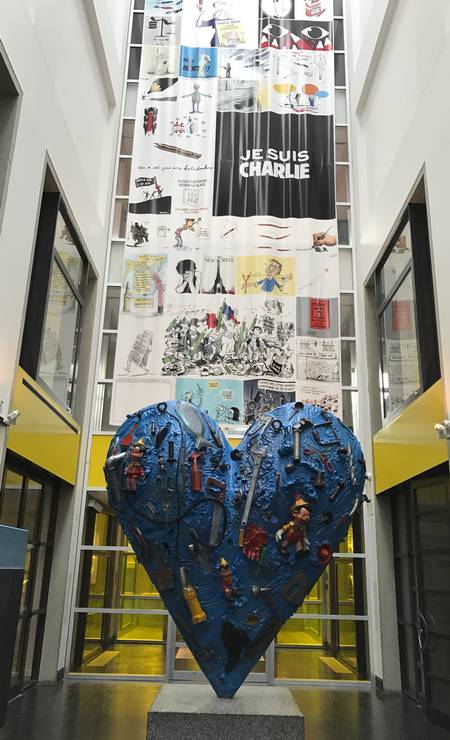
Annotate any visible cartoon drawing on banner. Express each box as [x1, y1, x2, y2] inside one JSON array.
[[237, 256, 295, 296], [202, 256, 235, 294], [122, 255, 167, 316], [145, 77, 179, 97], [181, 0, 258, 49], [271, 82, 329, 113], [217, 79, 264, 112], [173, 217, 202, 249], [143, 106, 158, 135], [128, 222, 150, 247], [243, 379, 295, 423], [143, 14, 181, 45], [195, 1, 244, 47], [175, 378, 244, 424], [181, 82, 212, 112], [296, 296, 339, 338], [296, 383, 341, 415], [259, 20, 333, 51], [180, 47, 218, 78], [297, 337, 340, 383], [140, 46, 180, 78], [260, 0, 295, 18], [162, 299, 295, 378], [123, 330, 154, 375], [145, 0, 182, 13], [218, 49, 270, 79], [175, 259, 201, 294], [129, 175, 172, 215]]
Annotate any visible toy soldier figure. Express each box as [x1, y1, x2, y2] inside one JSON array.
[[124, 439, 146, 492], [275, 496, 312, 556]]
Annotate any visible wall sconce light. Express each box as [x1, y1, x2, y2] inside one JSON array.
[[0, 402, 21, 427], [435, 420, 450, 440]]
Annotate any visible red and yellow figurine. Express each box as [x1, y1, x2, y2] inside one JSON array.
[[124, 439, 146, 492], [275, 496, 312, 556], [219, 558, 238, 600]]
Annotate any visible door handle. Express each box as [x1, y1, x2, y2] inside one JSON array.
[[416, 610, 429, 652]]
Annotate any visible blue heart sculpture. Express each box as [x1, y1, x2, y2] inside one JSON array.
[[105, 401, 367, 698]]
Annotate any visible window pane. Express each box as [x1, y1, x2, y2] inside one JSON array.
[[380, 271, 420, 416], [22, 479, 42, 542], [109, 241, 125, 283], [335, 53, 346, 86], [120, 121, 135, 156], [38, 259, 81, 407], [334, 19, 344, 50], [10, 617, 24, 689], [23, 614, 41, 684], [99, 334, 117, 380], [337, 204, 351, 245], [53, 211, 84, 290], [72, 613, 166, 676], [131, 13, 144, 44], [340, 293, 355, 336], [339, 248, 353, 290], [117, 158, 132, 197], [341, 340, 357, 386], [335, 126, 348, 161], [334, 0, 343, 15], [0, 468, 23, 527], [377, 221, 412, 305], [21, 547, 33, 612], [32, 545, 48, 611], [93, 383, 118, 432], [275, 620, 369, 680], [124, 83, 138, 118], [342, 389, 358, 431], [128, 47, 142, 80], [335, 89, 347, 124], [104, 286, 121, 330], [336, 164, 350, 202], [112, 199, 128, 239], [134, 0, 144, 9]]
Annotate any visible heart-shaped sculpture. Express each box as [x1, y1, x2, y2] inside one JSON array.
[[105, 401, 366, 698]]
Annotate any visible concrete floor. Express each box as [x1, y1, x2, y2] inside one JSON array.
[[1, 680, 449, 740]]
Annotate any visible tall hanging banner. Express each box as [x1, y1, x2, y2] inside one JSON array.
[[111, 0, 340, 429]]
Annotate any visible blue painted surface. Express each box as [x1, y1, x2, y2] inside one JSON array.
[[0, 525, 27, 570], [105, 401, 366, 698]]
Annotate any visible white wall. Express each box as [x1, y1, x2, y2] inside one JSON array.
[[0, 0, 130, 678], [347, 0, 450, 688], [0, 0, 129, 436]]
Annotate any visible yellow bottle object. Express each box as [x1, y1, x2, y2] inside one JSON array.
[[179, 567, 207, 625], [183, 584, 207, 624]]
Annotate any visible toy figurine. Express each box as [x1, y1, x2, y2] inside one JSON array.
[[219, 558, 238, 600], [124, 439, 146, 492], [275, 496, 312, 556], [242, 524, 269, 561]]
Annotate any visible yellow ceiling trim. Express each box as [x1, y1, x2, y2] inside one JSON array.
[[373, 379, 448, 494], [7, 368, 81, 485]]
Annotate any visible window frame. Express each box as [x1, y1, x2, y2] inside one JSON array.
[[375, 204, 440, 422], [20, 193, 88, 413]]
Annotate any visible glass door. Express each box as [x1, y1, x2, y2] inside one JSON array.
[[0, 460, 58, 698], [393, 475, 450, 730], [413, 478, 450, 729]]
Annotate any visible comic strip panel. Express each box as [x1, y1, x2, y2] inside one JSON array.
[[296, 295, 339, 338], [143, 13, 182, 46], [296, 380, 342, 417], [236, 255, 296, 297], [259, 18, 333, 51], [161, 296, 296, 378], [297, 336, 341, 383], [243, 378, 295, 424], [180, 0, 259, 49], [175, 377, 244, 424]]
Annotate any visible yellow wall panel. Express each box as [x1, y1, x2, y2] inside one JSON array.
[[373, 380, 448, 494], [7, 368, 81, 485], [88, 434, 242, 490]]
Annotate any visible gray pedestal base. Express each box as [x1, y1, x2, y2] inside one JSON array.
[[147, 684, 304, 739]]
